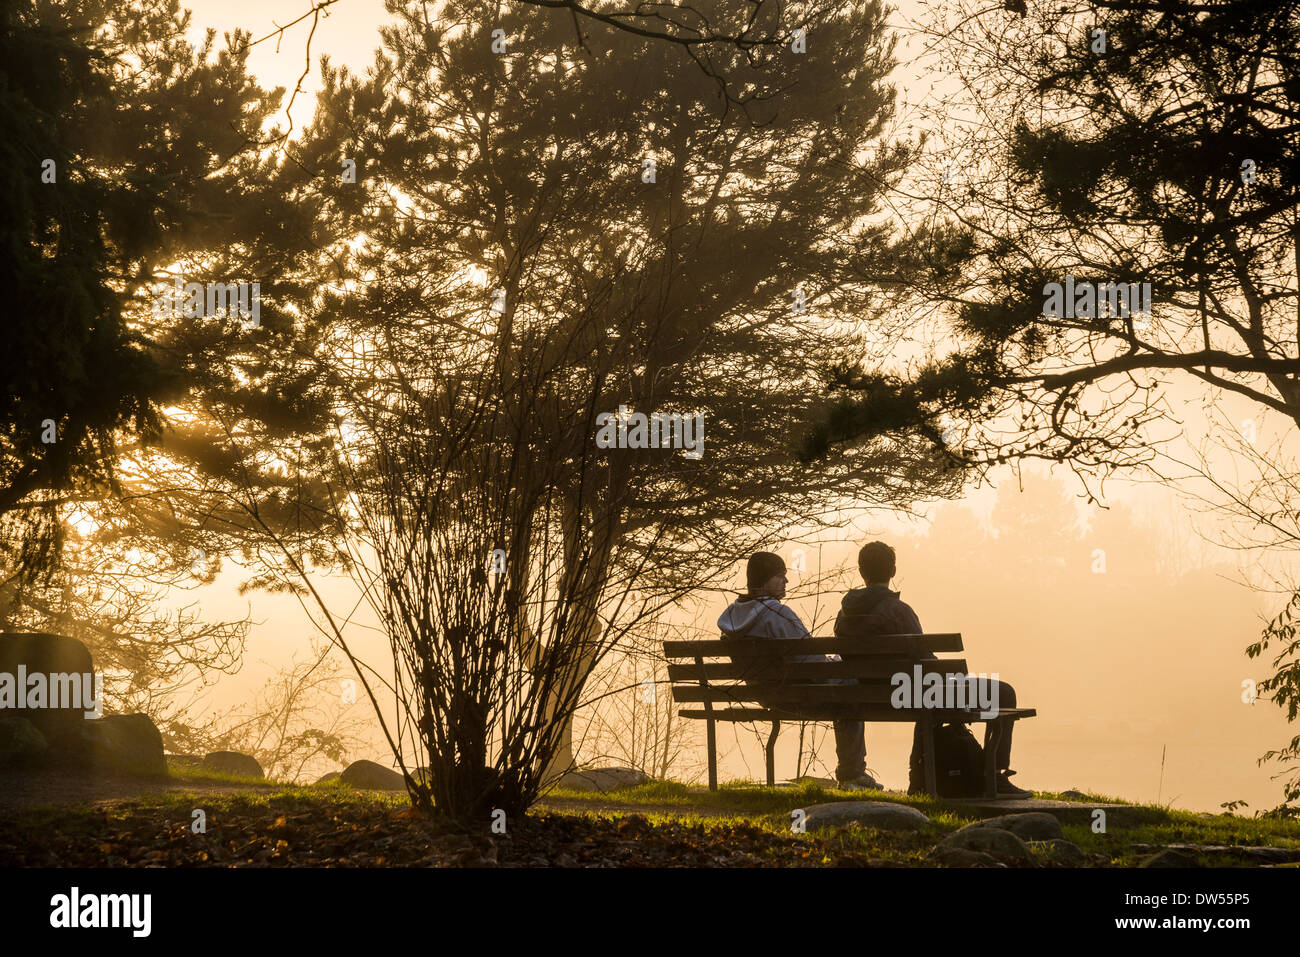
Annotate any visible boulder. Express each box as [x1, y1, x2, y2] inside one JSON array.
[[0, 633, 95, 742], [202, 750, 265, 779], [799, 801, 933, 833], [936, 827, 1034, 864], [56, 713, 165, 775], [1029, 838, 1087, 865], [960, 811, 1063, 841], [0, 716, 47, 763], [927, 845, 1002, 867], [554, 767, 649, 793], [339, 759, 406, 790]]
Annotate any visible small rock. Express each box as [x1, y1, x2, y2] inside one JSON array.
[[1132, 843, 1300, 865], [1060, 789, 1086, 800], [314, 771, 342, 785], [555, 767, 649, 793], [1029, 838, 1086, 865], [938, 827, 1034, 864], [339, 758, 406, 790], [465, 843, 499, 867], [799, 801, 933, 833], [0, 716, 47, 763], [961, 811, 1063, 841], [927, 845, 1002, 867], [1233, 846, 1300, 864], [1141, 847, 1202, 868], [202, 750, 265, 779]]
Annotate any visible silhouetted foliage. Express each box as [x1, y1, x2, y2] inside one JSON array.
[[802, 0, 1300, 810], [197, 0, 965, 823]]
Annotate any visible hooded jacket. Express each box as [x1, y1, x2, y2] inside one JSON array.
[[834, 585, 932, 658], [716, 596, 831, 663]]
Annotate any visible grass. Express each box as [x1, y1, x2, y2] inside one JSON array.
[[535, 778, 1300, 865], [541, 777, 1115, 819], [164, 762, 285, 789], [6, 772, 1299, 866]]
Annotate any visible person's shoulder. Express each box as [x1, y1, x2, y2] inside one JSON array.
[[889, 593, 919, 613], [758, 597, 809, 628], [758, 596, 797, 617], [838, 586, 870, 609], [884, 593, 923, 631]]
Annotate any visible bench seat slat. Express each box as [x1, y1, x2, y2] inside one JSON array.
[[678, 707, 1038, 723], [672, 683, 1012, 706], [663, 634, 962, 658], [673, 684, 901, 704]]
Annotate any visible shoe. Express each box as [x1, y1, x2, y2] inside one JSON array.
[[836, 773, 883, 791], [996, 770, 1032, 799]]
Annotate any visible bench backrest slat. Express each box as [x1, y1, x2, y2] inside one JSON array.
[[665, 658, 970, 682], [673, 684, 947, 705], [662, 633, 962, 659]]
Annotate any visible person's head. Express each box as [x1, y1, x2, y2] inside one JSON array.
[[858, 541, 896, 585], [746, 551, 787, 599]]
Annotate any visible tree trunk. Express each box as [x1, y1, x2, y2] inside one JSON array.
[[538, 614, 604, 786]]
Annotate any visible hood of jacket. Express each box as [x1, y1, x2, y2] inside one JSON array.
[[716, 596, 808, 640], [839, 584, 900, 616]]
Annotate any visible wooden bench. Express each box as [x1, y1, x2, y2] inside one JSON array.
[[663, 633, 1036, 798]]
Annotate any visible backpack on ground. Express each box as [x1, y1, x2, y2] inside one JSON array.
[[909, 722, 985, 797]]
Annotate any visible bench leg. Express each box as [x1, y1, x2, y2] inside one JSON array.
[[922, 717, 938, 797], [706, 716, 718, 792], [766, 721, 781, 787], [983, 720, 1003, 799]]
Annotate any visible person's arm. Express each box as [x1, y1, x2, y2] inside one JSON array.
[[773, 603, 812, 639], [895, 601, 922, 634], [833, 608, 852, 638], [892, 600, 936, 660]]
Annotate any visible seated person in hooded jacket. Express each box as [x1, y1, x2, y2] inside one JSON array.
[[717, 551, 880, 790]]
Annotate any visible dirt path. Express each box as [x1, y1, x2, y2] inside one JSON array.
[[0, 770, 740, 822], [0, 768, 280, 813]]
